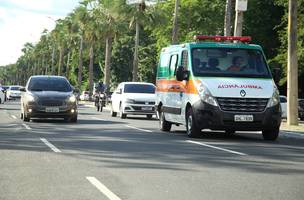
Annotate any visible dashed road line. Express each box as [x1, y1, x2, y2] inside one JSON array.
[[186, 140, 247, 156], [125, 125, 152, 133], [86, 177, 121, 200], [11, 115, 17, 119], [40, 138, 61, 153], [22, 123, 31, 130], [91, 117, 107, 121]]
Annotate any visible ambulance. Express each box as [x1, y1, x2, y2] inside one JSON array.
[[155, 35, 281, 140]]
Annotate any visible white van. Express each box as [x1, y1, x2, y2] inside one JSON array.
[[155, 36, 282, 140]]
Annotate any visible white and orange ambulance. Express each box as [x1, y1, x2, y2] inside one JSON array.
[[155, 36, 281, 140]]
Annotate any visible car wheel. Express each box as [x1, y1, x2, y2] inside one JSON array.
[[186, 107, 201, 138], [147, 114, 153, 120], [159, 110, 171, 131], [111, 107, 117, 117], [70, 115, 78, 123], [262, 128, 279, 141], [119, 104, 126, 119], [23, 111, 30, 122], [0, 98, 2, 104]]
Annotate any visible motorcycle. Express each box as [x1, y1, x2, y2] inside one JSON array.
[[95, 92, 107, 112]]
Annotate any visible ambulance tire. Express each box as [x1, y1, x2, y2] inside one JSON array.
[[186, 108, 201, 138], [159, 111, 171, 131], [262, 128, 279, 141]]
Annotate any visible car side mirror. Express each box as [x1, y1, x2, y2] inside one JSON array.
[[19, 87, 26, 92], [272, 67, 281, 85], [176, 66, 190, 81]]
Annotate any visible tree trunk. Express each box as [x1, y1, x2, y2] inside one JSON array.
[[132, 20, 140, 82], [287, 0, 298, 125], [224, 0, 232, 36], [172, 0, 179, 44], [66, 51, 71, 79], [78, 35, 84, 88], [89, 44, 94, 99], [58, 47, 64, 76], [51, 47, 55, 75], [104, 36, 112, 92]]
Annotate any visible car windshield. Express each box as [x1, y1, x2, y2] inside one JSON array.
[[124, 84, 155, 94], [28, 77, 72, 92], [10, 87, 20, 90], [191, 48, 271, 78]]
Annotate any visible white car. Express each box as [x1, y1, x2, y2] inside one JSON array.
[[280, 95, 287, 119], [80, 91, 90, 101], [111, 82, 156, 119], [0, 86, 5, 104], [6, 85, 22, 100]]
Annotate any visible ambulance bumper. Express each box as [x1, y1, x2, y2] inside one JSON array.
[[192, 101, 281, 131]]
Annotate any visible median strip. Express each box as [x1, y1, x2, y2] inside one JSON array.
[[86, 176, 121, 200], [125, 125, 152, 133], [186, 140, 247, 156], [40, 138, 61, 153]]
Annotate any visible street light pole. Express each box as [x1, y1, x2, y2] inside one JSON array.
[[234, 0, 247, 37]]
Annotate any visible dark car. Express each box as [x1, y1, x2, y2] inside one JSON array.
[[20, 76, 78, 122], [299, 99, 304, 121]]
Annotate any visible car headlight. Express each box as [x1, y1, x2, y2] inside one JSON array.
[[125, 99, 135, 104], [198, 84, 218, 107], [267, 88, 280, 107], [68, 95, 76, 103]]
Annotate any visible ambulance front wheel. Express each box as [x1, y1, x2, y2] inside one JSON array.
[[186, 108, 201, 138], [262, 127, 279, 141], [159, 111, 171, 131]]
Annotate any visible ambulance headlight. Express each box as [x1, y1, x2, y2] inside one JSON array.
[[198, 84, 218, 107], [267, 88, 280, 107]]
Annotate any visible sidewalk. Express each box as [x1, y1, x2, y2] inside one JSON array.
[[280, 120, 304, 134]]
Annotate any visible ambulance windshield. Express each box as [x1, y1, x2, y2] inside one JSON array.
[[191, 48, 272, 78]]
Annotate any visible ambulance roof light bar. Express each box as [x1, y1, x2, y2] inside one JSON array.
[[194, 35, 252, 43]]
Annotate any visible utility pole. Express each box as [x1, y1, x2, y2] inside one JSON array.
[[172, 0, 179, 44], [224, 0, 232, 36], [234, 0, 247, 37], [287, 0, 298, 125]]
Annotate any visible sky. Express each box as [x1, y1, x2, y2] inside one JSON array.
[[0, 0, 80, 66]]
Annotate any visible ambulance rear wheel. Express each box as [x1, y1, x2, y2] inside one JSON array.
[[186, 108, 201, 138], [159, 111, 171, 131]]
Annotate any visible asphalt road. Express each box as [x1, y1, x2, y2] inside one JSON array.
[[1, 100, 304, 200]]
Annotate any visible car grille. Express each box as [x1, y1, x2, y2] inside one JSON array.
[[39, 99, 64, 106], [217, 97, 269, 112], [133, 101, 155, 105]]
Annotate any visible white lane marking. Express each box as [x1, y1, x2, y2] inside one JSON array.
[[186, 140, 247, 156], [11, 115, 17, 119], [40, 138, 61, 153], [125, 125, 152, 133], [86, 177, 121, 200], [91, 117, 107, 121], [22, 123, 31, 130]]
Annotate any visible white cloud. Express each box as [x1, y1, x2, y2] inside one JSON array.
[[0, 0, 79, 66]]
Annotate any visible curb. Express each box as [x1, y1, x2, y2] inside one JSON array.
[[280, 131, 304, 139]]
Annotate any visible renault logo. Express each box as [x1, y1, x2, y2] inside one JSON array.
[[240, 90, 246, 97]]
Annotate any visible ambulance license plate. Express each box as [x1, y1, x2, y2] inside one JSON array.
[[46, 107, 59, 113], [234, 115, 253, 122], [142, 107, 152, 111]]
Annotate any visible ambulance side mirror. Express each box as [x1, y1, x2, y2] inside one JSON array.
[[176, 66, 190, 81]]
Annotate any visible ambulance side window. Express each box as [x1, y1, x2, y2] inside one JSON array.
[[169, 54, 178, 76], [181, 50, 188, 69]]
